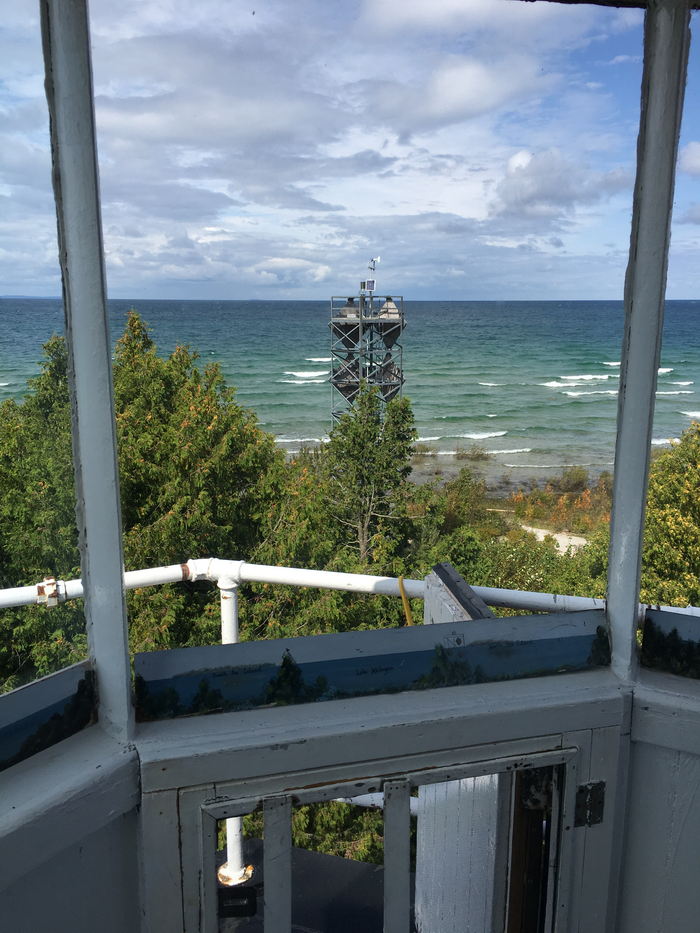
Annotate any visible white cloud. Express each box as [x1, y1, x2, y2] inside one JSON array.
[[491, 149, 631, 224], [607, 54, 641, 65], [253, 257, 331, 285], [679, 142, 700, 176], [2, 0, 693, 299]]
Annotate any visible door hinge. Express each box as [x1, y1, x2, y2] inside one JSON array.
[[575, 781, 605, 827]]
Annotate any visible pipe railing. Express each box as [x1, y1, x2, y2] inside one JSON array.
[[2, 558, 697, 617]]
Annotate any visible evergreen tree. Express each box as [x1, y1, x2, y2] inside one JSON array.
[[641, 423, 700, 606], [0, 313, 282, 688], [322, 384, 416, 564]]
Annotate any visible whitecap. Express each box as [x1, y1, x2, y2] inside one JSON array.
[[564, 390, 618, 397], [305, 357, 331, 363], [486, 414, 499, 418], [417, 436, 441, 442], [0, 382, 10, 387], [680, 411, 700, 418], [561, 374, 609, 381], [602, 361, 620, 367], [478, 382, 505, 387], [658, 367, 674, 374], [504, 461, 604, 469], [277, 436, 323, 443], [452, 430, 507, 440], [283, 370, 328, 378], [277, 379, 326, 385], [541, 379, 610, 388], [656, 390, 693, 395], [492, 448, 532, 454], [651, 437, 679, 446], [671, 381, 693, 386]]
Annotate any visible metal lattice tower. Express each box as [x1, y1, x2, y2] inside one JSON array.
[[329, 259, 406, 422]]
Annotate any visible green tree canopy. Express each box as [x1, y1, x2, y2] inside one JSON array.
[[641, 423, 700, 606], [322, 384, 416, 565], [0, 312, 282, 688]]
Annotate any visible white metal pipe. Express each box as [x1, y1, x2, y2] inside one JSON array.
[[218, 579, 245, 884], [0, 587, 44, 610], [124, 564, 189, 590], [41, 0, 132, 741], [3, 562, 700, 618], [607, 0, 691, 682], [188, 558, 425, 599], [470, 586, 605, 614]]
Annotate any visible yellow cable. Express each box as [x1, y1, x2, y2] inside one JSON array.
[[398, 575, 414, 626]]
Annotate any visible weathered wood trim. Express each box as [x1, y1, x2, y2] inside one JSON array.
[[263, 797, 292, 933], [632, 671, 700, 756], [136, 670, 625, 793]]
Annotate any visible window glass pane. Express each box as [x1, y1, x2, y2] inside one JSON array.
[[0, 4, 85, 693], [80, 4, 644, 662]]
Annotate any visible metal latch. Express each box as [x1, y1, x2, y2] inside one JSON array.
[[575, 781, 605, 827]]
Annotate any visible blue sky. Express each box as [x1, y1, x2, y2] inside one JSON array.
[[1, 0, 700, 300]]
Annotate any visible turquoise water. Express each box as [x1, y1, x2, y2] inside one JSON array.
[[1, 297, 698, 478]]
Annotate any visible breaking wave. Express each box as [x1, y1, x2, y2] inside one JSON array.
[[278, 378, 326, 385]]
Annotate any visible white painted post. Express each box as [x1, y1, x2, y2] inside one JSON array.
[[216, 578, 248, 886], [40, 0, 132, 742], [415, 572, 500, 933], [607, 0, 691, 682]]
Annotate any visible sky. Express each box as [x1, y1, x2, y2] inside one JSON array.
[[1, 0, 700, 300]]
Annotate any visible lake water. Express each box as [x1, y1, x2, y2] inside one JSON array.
[[1, 297, 698, 481]]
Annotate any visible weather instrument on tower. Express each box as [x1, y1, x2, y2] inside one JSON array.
[[329, 257, 406, 422]]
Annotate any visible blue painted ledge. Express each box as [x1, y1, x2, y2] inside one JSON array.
[[642, 608, 700, 678], [134, 610, 609, 721], [0, 661, 96, 772]]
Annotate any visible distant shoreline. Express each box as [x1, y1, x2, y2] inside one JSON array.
[[408, 451, 611, 495]]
